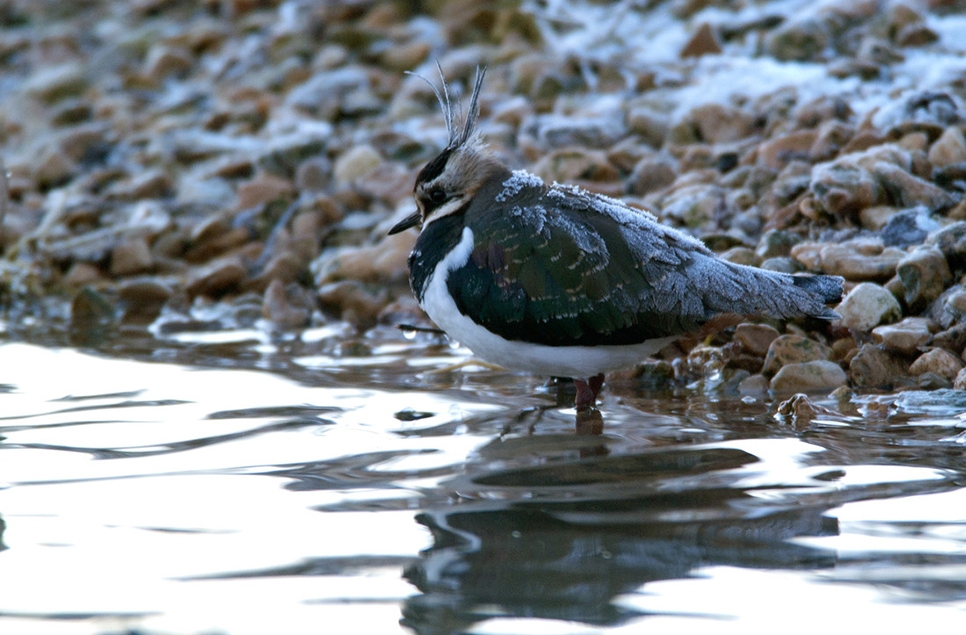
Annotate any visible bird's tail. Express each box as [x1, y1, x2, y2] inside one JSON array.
[[703, 258, 844, 322]]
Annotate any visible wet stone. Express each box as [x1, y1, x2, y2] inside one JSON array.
[[185, 256, 247, 298], [909, 348, 963, 380], [770, 360, 847, 394], [738, 373, 769, 396], [930, 323, 966, 357], [64, 262, 105, 287], [762, 334, 831, 375], [849, 343, 910, 389], [262, 278, 313, 330], [835, 282, 903, 332], [317, 280, 389, 330], [954, 367, 966, 390], [314, 231, 415, 286], [734, 322, 781, 357]]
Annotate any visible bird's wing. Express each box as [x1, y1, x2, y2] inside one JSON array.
[[447, 188, 711, 347]]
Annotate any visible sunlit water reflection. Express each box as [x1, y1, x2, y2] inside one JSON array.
[[0, 325, 964, 634]]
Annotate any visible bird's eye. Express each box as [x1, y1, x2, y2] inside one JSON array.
[[428, 187, 447, 204]]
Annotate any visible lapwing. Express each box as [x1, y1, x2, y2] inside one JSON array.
[[389, 67, 843, 410]]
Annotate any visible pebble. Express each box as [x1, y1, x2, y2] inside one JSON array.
[[926, 221, 966, 268], [262, 279, 313, 330], [880, 206, 940, 247], [811, 240, 905, 281], [909, 348, 964, 381], [333, 145, 383, 184], [871, 318, 933, 355], [680, 22, 722, 58], [770, 360, 847, 394], [23, 62, 88, 103], [686, 103, 754, 144], [236, 174, 295, 209], [110, 237, 154, 276], [955, 367, 966, 391], [317, 280, 389, 330], [734, 323, 781, 357], [314, 231, 415, 286], [928, 126, 966, 168], [737, 373, 770, 396], [757, 130, 818, 171], [185, 256, 248, 298], [808, 159, 881, 216], [835, 282, 903, 332], [896, 247, 952, 312], [762, 334, 832, 375], [626, 155, 677, 196], [849, 343, 910, 389], [874, 161, 960, 211]]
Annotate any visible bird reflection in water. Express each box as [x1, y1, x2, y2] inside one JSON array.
[[401, 445, 839, 634]]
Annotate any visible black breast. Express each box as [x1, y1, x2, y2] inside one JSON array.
[[409, 212, 467, 303]]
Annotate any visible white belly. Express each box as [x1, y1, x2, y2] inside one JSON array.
[[419, 227, 675, 379]]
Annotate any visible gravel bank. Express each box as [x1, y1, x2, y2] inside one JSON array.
[[2, 0, 966, 396]]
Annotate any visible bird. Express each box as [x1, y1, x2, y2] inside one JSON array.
[[389, 67, 844, 411]]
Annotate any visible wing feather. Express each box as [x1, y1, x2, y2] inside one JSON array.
[[445, 179, 842, 347]]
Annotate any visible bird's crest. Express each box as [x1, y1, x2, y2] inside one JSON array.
[[407, 63, 487, 151]]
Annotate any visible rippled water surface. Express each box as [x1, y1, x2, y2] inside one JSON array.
[[0, 323, 965, 634]]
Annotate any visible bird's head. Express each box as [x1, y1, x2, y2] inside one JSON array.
[[389, 66, 508, 235]]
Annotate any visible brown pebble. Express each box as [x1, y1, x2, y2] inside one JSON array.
[[734, 322, 781, 357], [816, 241, 905, 281], [118, 278, 174, 304], [262, 278, 313, 329], [110, 236, 154, 276], [237, 174, 294, 210], [762, 334, 831, 375], [184, 226, 251, 263], [849, 344, 909, 389], [910, 348, 963, 380], [680, 22, 722, 58], [185, 256, 247, 298], [64, 262, 105, 286], [872, 318, 932, 355], [771, 360, 847, 394], [317, 280, 389, 330], [757, 130, 818, 171], [928, 126, 966, 168]]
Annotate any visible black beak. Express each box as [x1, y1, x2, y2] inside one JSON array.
[[388, 211, 421, 235]]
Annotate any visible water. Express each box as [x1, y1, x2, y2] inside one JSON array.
[[0, 322, 964, 634]]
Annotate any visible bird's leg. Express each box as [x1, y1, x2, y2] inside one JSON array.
[[573, 373, 605, 411]]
